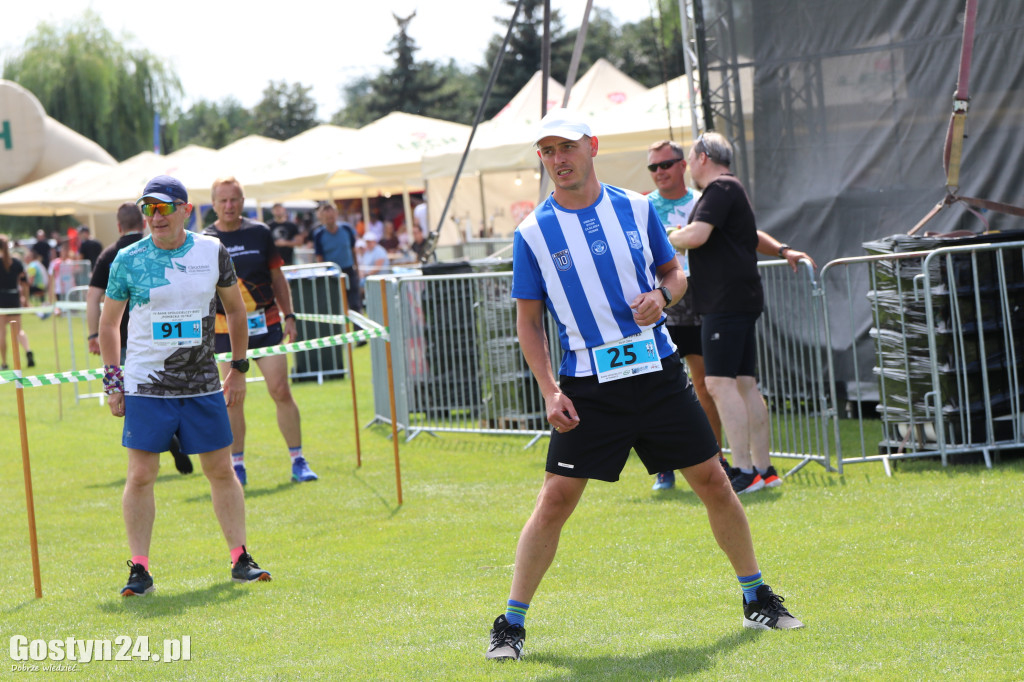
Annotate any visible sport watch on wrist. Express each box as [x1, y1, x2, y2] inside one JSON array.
[[777, 243, 791, 257], [658, 286, 672, 305], [230, 358, 250, 374]]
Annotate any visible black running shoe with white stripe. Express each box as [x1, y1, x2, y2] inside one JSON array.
[[486, 614, 525, 661], [743, 585, 804, 630], [231, 550, 271, 583], [120, 560, 154, 597]]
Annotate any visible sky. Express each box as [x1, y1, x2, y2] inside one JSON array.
[[3, 0, 652, 120]]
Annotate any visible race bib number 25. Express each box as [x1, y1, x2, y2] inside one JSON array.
[[591, 327, 662, 383]]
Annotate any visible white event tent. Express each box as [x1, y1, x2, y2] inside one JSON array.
[[421, 60, 695, 242]]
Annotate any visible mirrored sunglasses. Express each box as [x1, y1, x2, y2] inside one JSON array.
[[140, 202, 184, 217]]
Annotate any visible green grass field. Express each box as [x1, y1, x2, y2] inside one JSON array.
[[2, 313, 1022, 680]]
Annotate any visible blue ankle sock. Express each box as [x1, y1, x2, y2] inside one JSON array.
[[738, 572, 763, 604], [505, 599, 529, 628]]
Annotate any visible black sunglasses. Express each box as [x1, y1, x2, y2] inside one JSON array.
[[647, 158, 685, 172]]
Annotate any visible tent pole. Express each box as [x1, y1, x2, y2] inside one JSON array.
[[536, 0, 593, 201], [679, 0, 701, 139], [434, 0, 525, 248]]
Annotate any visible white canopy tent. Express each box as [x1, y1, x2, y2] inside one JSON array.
[[0, 159, 115, 217], [422, 64, 698, 242]]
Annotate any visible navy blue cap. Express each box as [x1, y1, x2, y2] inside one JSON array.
[[138, 175, 188, 204]]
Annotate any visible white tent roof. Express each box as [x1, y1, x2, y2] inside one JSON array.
[[244, 125, 364, 200], [490, 71, 565, 129], [0, 159, 113, 216], [248, 113, 472, 201], [565, 58, 648, 114]]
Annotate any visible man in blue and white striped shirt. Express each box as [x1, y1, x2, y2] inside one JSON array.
[[485, 110, 803, 661]]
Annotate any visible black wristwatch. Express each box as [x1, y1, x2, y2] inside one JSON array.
[[777, 243, 791, 258], [658, 286, 672, 305], [230, 358, 250, 374]]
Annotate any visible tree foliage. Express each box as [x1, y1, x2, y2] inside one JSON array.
[[331, 13, 471, 127], [171, 98, 253, 150], [251, 81, 319, 140], [476, 0, 575, 119], [2, 10, 180, 161]]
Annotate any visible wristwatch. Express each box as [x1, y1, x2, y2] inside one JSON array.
[[777, 243, 791, 257], [658, 286, 672, 305], [230, 358, 250, 374]]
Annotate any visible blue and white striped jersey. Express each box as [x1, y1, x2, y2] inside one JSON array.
[[511, 184, 678, 377]]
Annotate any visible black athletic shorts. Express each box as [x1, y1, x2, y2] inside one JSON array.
[[701, 311, 759, 378], [545, 353, 720, 482], [667, 324, 703, 358], [215, 321, 283, 354]]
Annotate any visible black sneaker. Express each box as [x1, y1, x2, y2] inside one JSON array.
[[26, 351, 35, 368], [719, 457, 735, 477], [743, 585, 804, 630], [730, 470, 765, 495], [485, 614, 525, 661], [169, 434, 193, 475], [761, 465, 782, 487], [120, 560, 154, 597], [231, 549, 271, 583]]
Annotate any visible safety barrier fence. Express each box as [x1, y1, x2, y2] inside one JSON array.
[[364, 269, 559, 445], [365, 260, 834, 467], [820, 238, 1024, 473], [364, 240, 1023, 474]]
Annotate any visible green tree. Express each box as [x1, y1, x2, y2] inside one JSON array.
[[610, 0, 686, 87], [251, 80, 319, 140], [332, 12, 467, 127], [2, 10, 180, 161], [172, 98, 253, 149]]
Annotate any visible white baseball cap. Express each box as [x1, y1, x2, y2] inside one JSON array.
[[534, 108, 593, 145]]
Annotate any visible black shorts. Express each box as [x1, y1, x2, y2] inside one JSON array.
[[214, 321, 283, 354], [546, 354, 720, 482], [667, 324, 703, 358], [701, 312, 760, 378]]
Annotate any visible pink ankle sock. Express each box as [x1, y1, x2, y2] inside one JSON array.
[[230, 545, 246, 564], [131, 555, 149, 571]]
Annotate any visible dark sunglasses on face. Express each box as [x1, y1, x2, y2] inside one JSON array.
[[647, 158, 685, 173], [140, 202, 184, 217]]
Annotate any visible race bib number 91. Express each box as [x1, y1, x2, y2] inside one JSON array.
[[151, 309, 202, 347]]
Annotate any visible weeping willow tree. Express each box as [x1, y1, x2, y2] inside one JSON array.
[[2, 10, 181, 161]]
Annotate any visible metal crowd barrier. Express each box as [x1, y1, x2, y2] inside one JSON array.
[[282, 262, 349, 383], [753, 259, 834, 473], [820, 239, 1024, 473], [63, 286, 101, 404], [365, 261, 833, 465], [364, 268, 558, 444], [52, 260, 92, 300], [433, 239, 513, 263]]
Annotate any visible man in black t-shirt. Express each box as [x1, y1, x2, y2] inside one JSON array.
[[31, 229, 52, 268], [669, 132, 781, 496], [268, 203, 302, 266], [78, 227, 104, 269]]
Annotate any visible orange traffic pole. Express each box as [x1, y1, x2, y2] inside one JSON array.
[[9, 318, 43, 598], [379, 279, 402, 505]]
